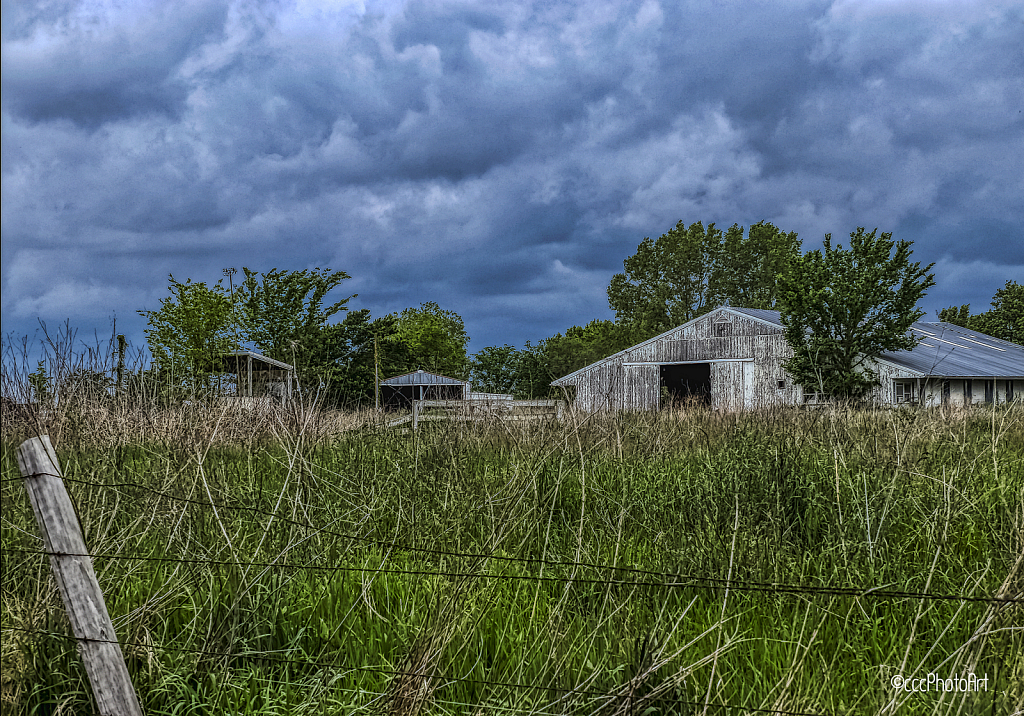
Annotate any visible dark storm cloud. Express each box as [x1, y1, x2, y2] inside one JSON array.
[[2, 1, 229, 127], [2, 0, 1022, 354]]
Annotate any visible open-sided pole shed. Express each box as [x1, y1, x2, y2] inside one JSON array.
[[379, 370, 470, 410], [216, 351, 294, 405]]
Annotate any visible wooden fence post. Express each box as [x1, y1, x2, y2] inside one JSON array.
[[16, 436, 143, 716]]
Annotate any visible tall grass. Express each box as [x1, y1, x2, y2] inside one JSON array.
[[1, 338, 1021, 715]]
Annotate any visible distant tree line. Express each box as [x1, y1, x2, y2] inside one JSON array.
[[138, 222, 1018, 407], [472, 225, 1015, 402], [139, 268, 470, 406], [937, 280, 1022, 345]]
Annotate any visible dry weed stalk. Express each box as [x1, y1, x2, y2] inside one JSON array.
[[386, 631, 449, 716]]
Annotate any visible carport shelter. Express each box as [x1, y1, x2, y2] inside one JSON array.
[[380, 370, 470, 409], [216, 351, 294, 403]]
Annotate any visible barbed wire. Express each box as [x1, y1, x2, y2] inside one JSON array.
[[0, 624, 835, 716], [3, 455, 1016, 716], [5, 473, 1019, 605], [5, 546, 1019, 605]]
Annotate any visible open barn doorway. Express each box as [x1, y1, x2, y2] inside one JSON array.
[[660, 363, 711, 408]]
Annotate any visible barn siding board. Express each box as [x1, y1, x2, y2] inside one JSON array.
[[711, 362, 743, 410], [869, 360, 916, 405], [625, 364, 660, 411]]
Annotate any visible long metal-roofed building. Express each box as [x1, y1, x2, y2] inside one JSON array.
[[380, 370, 470, 409], [550, 306, 1024, 412]]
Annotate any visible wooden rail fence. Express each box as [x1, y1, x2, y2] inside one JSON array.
[[387, 399, 566, 430]]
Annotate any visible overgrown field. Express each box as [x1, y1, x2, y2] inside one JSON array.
[[2, 403, 1022, 715]]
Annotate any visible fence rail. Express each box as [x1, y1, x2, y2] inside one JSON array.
[[387, 398, 566, 429]]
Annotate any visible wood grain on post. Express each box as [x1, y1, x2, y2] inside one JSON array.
[[16, 436, 143, 716]]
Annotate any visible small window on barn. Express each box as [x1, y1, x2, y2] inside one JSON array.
[[777, 380, 785, 390], [713, 322, 732, 337], [894, 381, 917, 404]]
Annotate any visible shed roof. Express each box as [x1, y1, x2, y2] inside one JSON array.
[[882, 322, 1024, 377], [380, 370, 469, 386], [217, 351, 294, 372], [552, 307, 1024, 385]]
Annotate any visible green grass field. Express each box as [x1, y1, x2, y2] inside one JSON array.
[[2, 403, 1021, 715]]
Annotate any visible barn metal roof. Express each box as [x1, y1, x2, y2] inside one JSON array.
[[728, 308, 1024, 378], [380, 370, 469, 386], [552, 307, 1024, 384], [882, 323, 1024, 377], [724, 307, 787, 326]]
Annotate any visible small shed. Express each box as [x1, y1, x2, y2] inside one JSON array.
[[216, 351, 294, 405], [552, 307, 1024, 411], [380, 370, 470, 410]]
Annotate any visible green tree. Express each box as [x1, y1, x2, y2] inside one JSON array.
[[139, 276, 237, 390], [938, 281, 1023, 345], [307, 310, 417, 407], [937, 304, 971, 327], [238, 267, 353, 373], [717, 221, 802, 310], [389, 302, 469, 378], [608, 221, 721, 338], [517, 320, 635, 398], [28, 361, 51, 405], [470, 345, 522, 394], [778, 228, 935, 399], [295, 310, 368, 406], [608, 220, 800, 341]]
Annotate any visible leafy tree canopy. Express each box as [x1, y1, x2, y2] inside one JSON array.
[[938, 280, 1023, 346], [309, 310, 418, 407], [517, 320, 635, 398], [470, 345, 522, 395], [28, 362, 52, 405], [238, 267, 353, 370], [389, 302, 469, 379], [139, 276, 236, 389], [717, 221, 802, 311], [778, 228, 935, 399], [608, 220, 800, 341], [141, 268, 353, 394]]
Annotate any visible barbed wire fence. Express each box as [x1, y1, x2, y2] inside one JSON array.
[[2, 436, 1020, 716]]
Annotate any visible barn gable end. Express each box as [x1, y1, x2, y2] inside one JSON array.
[[551, 307, 797, 411]]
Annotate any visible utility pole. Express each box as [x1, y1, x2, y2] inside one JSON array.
[[222, 267, 239, 348], [223, 268, 240, 398], [115, 335, 126, 396], [374, 333, 380, 411]]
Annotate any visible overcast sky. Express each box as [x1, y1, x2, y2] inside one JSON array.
[[3, 0, 1022, 358]]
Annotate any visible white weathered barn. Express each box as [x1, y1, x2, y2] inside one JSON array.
[[551, 306, 1024, 411]]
